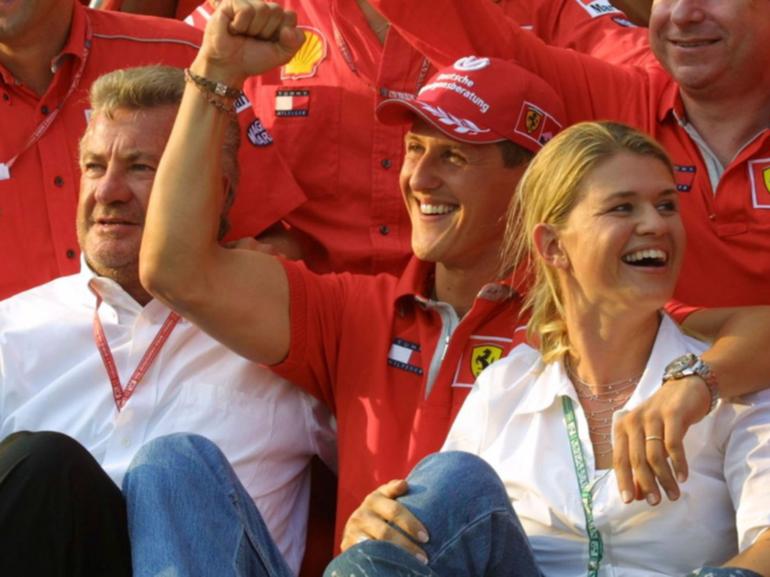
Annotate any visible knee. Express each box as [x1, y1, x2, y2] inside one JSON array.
[[0, 431, 94, 477], [409, 452, 505, 502], [124, 433, 226, 491]]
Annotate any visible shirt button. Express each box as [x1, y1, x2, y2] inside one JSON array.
[[380, 158, 392, 169], [53, 175, 64, 187], [379, 224, 390, 236], [66, 249, 76, 259], [122, 438, 131, 448], [709, 214, 716, 221], [2, 93, 8, 101], [41, 105, 49, 115]]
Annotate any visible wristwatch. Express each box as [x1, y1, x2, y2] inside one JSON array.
[[662, 353, 719, 413]]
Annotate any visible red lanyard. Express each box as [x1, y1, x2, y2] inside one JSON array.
[[89, 281, 181, 411], [0, 18, 92, 180]]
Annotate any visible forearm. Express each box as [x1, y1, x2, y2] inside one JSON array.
[[683, 307, 770, 398], [724, 530, 770, 576], [140, 60, 232, 311]]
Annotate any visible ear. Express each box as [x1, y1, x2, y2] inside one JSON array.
[[533, 223, 569, 270]]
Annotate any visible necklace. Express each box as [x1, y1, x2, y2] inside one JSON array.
[[566, 360, 641, 456]]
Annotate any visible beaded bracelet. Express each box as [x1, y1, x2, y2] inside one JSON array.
[[183, 68, 240, 117]]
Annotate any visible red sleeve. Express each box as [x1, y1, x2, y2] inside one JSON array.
[[222, 98, 307, 241], [270, 260, 354, 415], [372, 0, 652, 127], [528, 0, 655, 67], [663, 299, 702, 324]]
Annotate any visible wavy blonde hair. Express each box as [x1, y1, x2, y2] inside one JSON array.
[[501, 121, 673, 364]]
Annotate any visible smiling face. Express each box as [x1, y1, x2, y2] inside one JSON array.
[[552, 152, 684, 315], [76, 106, 177, 288], [649, 0, 770, 96], [399, 120, 527, 270]]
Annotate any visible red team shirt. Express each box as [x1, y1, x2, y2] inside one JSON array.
[[0, 3, 305, 300], [374, 0, 770, 307], [273, 257, 527, 546], [185, 0, 655, 276]]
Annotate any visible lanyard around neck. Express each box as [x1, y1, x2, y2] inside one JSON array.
[[90, 282, 180, 411], [0, 18, 92, 180], [562, 396, 604, 577]]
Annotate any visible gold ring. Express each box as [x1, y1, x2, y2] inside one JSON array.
[[645, 435, 664, 442]]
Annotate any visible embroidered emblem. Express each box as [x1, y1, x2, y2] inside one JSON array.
[[575, 0, 622, 18], [281, 27, 327, 80], [673, 164, 696, 192], [525, 108, 543, 134], [748, 158, 770, 209], [470, 345, 503, 378], [275, 89, 310, 117], [387, 338, 423, 376], [234, 93, 252, 114], [611, 16, 636, 27], [514, 101, 562, 147], [452, 56, 490, 72], [418, 102, 490, 136], [246, 118, 273, 147]]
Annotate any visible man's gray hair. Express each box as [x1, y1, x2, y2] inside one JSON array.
[[87, 65, 241, 238]]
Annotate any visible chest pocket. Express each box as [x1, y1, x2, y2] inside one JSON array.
[[253, 84, 341, 199]]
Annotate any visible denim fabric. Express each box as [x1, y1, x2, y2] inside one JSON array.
[[325, 451, 543, 577], [122, 433, 294, 577]]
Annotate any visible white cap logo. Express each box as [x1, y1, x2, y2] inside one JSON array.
[[453, 56, 490, 72]]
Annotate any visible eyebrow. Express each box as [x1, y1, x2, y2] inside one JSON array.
[[603, 188, 678, 201]]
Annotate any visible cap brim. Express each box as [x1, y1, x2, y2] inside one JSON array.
[[376, 98, 506, 145]]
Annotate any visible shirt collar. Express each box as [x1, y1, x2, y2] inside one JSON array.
[[657, 80, 686, 125], [0, 2, 85, 87], [516, 313, 689, 416], [78, 254, 174, 324]]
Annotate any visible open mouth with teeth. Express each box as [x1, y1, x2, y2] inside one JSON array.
[[621, 249, 668, 268], [419, 202, 459, 216]]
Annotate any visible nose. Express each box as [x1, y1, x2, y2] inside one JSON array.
[[93, 165, 133, 205], [405, 153, 442, 193], [669, 0, 706, 25], [636, 204, 669, 236]]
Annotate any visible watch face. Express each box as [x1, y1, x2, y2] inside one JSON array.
[[665, 353, 696, 378]]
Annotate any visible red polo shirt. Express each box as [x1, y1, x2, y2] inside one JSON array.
[[0, 3, 303, 300], [273, 256, 526, 547], [374, 0, 770, 307]]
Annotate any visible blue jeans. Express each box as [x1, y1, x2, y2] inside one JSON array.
[[324, 451, 541, 577], [122, 433, 294, 577]]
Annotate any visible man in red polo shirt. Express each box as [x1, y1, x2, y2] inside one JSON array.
[[180, 0, 651, 277], [138, 2, 770, 557], [371, 0, 770, 308], [0, 0, 305, 300]]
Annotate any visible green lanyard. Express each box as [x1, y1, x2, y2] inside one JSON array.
[[562, 396, 604, 577]]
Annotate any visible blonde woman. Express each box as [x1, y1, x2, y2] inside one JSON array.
[[325, 123, 770, 577]]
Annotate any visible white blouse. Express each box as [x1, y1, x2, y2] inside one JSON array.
[[444, 315, 770, 577]]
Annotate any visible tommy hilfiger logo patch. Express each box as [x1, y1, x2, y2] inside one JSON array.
[[387, 338, 423, 375], [275, 89, 310, 117]]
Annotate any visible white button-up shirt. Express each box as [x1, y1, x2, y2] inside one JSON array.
[[444, 315, 770, 577], [0, 264, 336, 574]]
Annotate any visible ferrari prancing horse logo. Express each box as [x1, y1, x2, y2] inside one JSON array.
[[471, 345, 504, 378]]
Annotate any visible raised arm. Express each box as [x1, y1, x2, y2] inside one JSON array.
[[613, 306, 770, 506], [139, 0, 304, 365]]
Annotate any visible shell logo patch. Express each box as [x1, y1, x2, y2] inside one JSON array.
[[281, 27, 327, 80], [748, 158, 770, 209], [470, 345, 503, 379]]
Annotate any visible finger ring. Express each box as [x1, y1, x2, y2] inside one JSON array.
[[645, 435, 664, 442]]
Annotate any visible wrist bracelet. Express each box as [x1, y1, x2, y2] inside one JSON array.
[[183, 68, 240, 116]]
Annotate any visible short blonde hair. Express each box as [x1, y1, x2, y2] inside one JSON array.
[[501, 121, 673, 363], [86, 65, 241, 239]]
